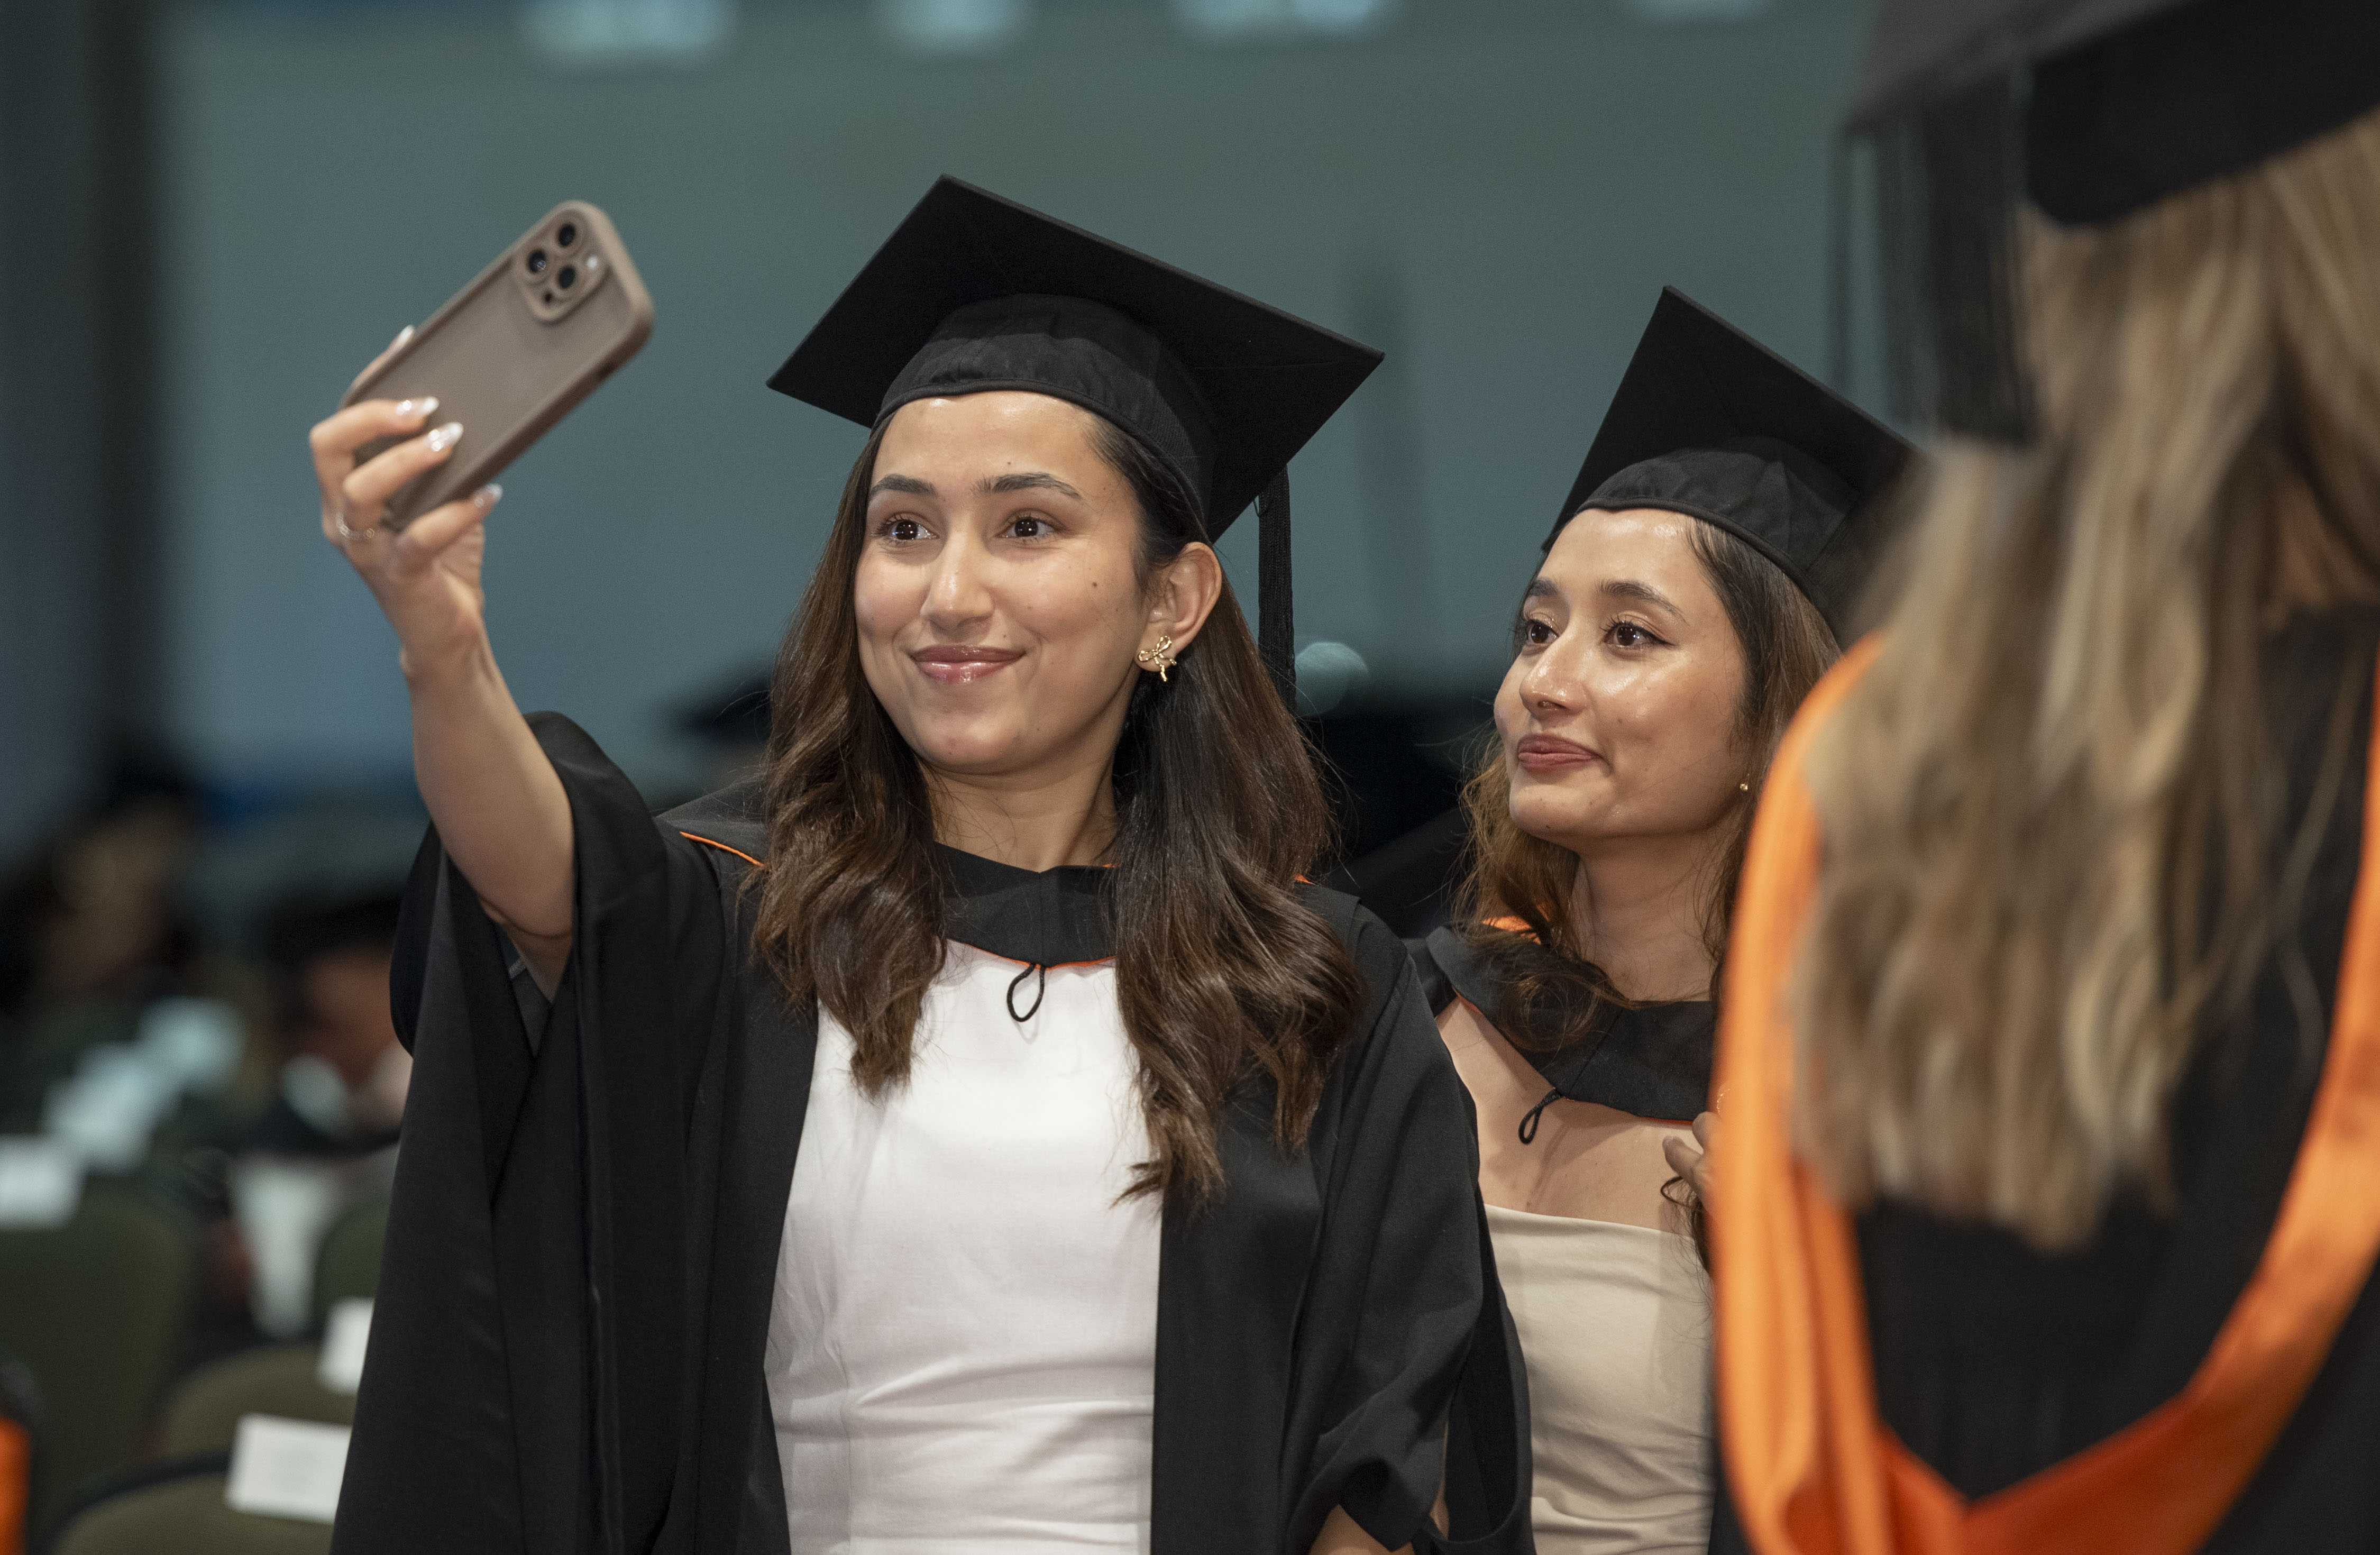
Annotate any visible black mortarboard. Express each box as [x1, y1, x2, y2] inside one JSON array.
[[1841, 0, 2380, 441], [1548, 289, 1915, 645], [1850, 0, 2380, 225], [769, 177, 1381, 700]]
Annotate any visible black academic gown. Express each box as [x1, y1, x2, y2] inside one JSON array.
[[1413, 926, 1721, 1555], [1409, 929, 1715, 1127], [1708, 607, 2380, 1552], [329, 714, 1527, 1555], [1410, 926, 1718, 1555]]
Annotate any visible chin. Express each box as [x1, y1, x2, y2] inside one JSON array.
[[900, 728, 1023, 776], [902, 720, 1028, 774], [1506, 788, 1602, 856]]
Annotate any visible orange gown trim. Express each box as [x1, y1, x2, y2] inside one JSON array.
[[1713, 637, 2380, 1555]]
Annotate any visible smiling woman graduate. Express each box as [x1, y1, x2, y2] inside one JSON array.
[[1409, 289, 1911, 1555], [307, 178, 1521, 1555]]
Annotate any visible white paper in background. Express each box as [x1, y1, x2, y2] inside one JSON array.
[[136, 997, 245, 1095], [225, 1414, 350, 1523], [317, 1299, 372, 1394], [231, 1156, 354, 1338], [43, 1045, 178, 1172], [0, 1137, 84, 1229]]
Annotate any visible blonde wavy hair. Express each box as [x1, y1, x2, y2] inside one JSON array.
[[1795, 106, 2380, 1250]]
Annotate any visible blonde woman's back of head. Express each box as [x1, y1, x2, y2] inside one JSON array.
[[1798, 105, 2380, 1250]]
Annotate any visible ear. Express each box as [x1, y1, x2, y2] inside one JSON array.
[[1139, 542, 1225, 658]]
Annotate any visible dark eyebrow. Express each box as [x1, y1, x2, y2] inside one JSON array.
[[1599, 578, 1684, 618], [1523, 578, 1559, 602], [868, 474, 935, 498], [982, 472, 1082, 499]]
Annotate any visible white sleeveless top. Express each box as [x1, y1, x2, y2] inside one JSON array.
[[1488, 1204, 1714, 1554], [766, 942, 1162, 1554]]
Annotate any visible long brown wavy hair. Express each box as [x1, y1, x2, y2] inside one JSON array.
[[1796, 107, 2380, 1250], [1456, 517, 1839, 1042], [750, 410, 1363, 1200]]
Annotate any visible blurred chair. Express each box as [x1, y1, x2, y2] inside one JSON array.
[[48, 1468, 330, 1555], [157, 1347, 352, 1459], [0, 1182, 191, 1540], [308, 1196, 385, 1323]]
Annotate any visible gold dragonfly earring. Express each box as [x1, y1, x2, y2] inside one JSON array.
[[1136, 634, 1177, 682]]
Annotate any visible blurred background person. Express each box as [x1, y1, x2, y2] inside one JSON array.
[[227, 886, 406, 1342], [0, 763, 205, 1131], [1713, 2, 2380, 1552], [246, 889, 409, 1158]]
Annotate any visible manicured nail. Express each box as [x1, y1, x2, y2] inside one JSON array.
[[475, 483, 503, 508], [425, 422, 462, 453], [391, 324, 414, 350], [394, 396, 437, 419]]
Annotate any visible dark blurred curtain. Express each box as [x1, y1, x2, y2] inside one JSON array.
[[0, 0, 164, 856]]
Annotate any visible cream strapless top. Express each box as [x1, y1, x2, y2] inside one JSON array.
[[1487, 1204, 1713, 1555]]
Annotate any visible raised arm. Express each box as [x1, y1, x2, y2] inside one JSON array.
[[312, 329, 574, 991]]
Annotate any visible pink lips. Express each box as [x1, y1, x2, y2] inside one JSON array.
[[911, 644, 1023, 684], [1514, 733, 1600, 773]]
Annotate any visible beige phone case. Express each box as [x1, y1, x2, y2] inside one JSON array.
[[341, 200, 653, 528]]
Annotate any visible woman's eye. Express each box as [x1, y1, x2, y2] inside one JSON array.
[[1521, 618, 1556, 647], [880, 516, 926, 543], [1608, 620, 1659, 648], [1008, 515, 1052, 540]]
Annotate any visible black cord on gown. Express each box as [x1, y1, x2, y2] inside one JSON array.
[[1515, 1018, 1618, 1145], [1005, 961, 1048, 1023]]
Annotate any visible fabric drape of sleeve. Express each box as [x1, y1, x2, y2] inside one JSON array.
[[333, 714, 739, 1555], [1279, 902, 1531, 1553]]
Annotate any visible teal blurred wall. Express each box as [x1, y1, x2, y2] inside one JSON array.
[[157, 0, 1877, 797]]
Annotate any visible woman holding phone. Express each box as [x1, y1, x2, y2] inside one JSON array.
[[312, 179, 1519, 1555], [1410, 290, 1909, 1554]]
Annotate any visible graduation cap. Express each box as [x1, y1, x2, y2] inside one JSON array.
[[1850, 0, 2380, 225], [1842, 0, 2380, 440], [769, 177, 1383, 701], [1549, 288, 1916, 645]]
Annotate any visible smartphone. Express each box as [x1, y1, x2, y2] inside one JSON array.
[[341, 200, 653, 528]]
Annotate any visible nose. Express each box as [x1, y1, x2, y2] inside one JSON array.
[[921, 524, 994, 633], [1518, 636, 1582, 717]]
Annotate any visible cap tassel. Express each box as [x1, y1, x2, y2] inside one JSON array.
[[1257, 470, 1296, 710]]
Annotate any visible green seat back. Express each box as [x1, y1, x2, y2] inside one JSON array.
[[0, 1182, 192, 1540], [309, 1198, 386, 1325], [49, 1472, 332, 1555], [157, 1346, 353, 1459]]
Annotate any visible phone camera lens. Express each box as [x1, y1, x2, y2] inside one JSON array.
[[526, 248, 550, 276], [555, 223, 579, 249], [556, 264, 578, 290]]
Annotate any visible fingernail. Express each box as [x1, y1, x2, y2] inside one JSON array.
[[395, 396, 438, 419], [391, 324, 414, 349], [476, 483, 503, 507], [425, 422, 462, 453]]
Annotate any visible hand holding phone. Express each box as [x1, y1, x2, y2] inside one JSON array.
[[310, 201, 653, 675], [337, 200, 653, 530]]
